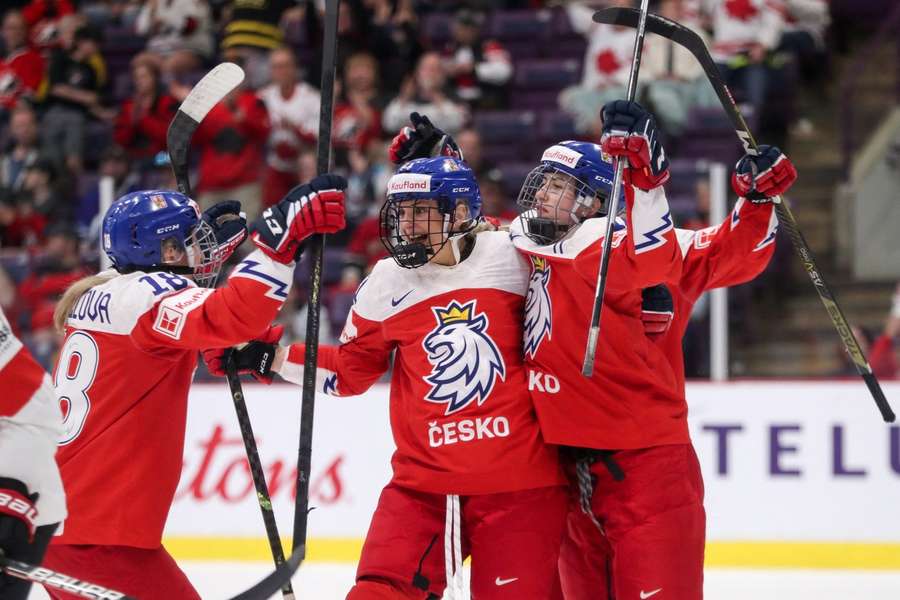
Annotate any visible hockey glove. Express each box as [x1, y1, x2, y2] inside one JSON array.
[[601, 100, 670, 191], [251, 174, 347, 264], [641, 284, 674, 335], [202, 200, 248, 262], [0, 477, 39, 559], [731, 145, 797, 203], [203, 324, 284, 384], [388, 112, 463, 165]]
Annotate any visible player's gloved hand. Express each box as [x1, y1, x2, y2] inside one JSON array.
[[731, 145, 797, 203], [202, 200, 248, 262], [251, 174, 347, 263], [203, 324, 284, 384], [600, 100, 670, 191], [641, 284, 674, 335], [388, 112, 463, 165], [0, 477, 39, 559]]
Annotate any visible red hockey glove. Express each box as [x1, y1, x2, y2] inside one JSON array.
[[388, 112, 463, 165], [641, 284, 674, 335], [251, 174, 347, 263], [202, 200, 248, 262], [601, 100, 670, 191], [731, 145, 797, 203], [202, 324, 284, 384], [0, 477, 39, 551]]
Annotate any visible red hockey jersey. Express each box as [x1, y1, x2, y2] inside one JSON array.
[[280, 231, 565, 495], [0, 307, 67, 528], [664, 199, 778, 386], [52, 250, 293, 547], [509, 185, 684, 450]]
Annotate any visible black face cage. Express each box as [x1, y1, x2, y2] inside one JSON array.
[[380, 200, 455, 269], [516, 166, 608, 245]]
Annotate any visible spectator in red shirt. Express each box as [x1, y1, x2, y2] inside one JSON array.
[[834, 285, 900, 379], [0, 10, 46, 118], [21, 0, 75, 52], [113, 54, 178, 163], [188, 81, 270, 220]]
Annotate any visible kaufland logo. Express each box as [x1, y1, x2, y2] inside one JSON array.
[[388, 174, 431, 194], [542, 145, 582, 168]]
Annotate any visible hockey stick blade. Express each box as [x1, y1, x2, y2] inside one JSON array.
[[0, 553, 135, 600], [167, 62, 245, 197], [226, 546, 303, 600], [593, 7, 896, 423]]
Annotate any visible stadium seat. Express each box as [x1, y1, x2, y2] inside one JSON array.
[[497, 161, 536, 198], [422, 13, 454, 47], [473, 110, 537, 144], [513, 59, 581, 90], [537, 110, 578, 143], [488, 10, 554, 41]]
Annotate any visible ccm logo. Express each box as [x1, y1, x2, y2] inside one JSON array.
[[528, 370, 560, 393]]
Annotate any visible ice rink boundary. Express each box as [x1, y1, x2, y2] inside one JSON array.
[[162, 538, 900, 569]]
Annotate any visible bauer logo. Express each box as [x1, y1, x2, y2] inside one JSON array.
[[542, 145, 582, 168], [387, 174, 431, 194], [422, 299, 506, 415]]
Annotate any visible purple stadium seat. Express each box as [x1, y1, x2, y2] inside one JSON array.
[[678, 138, 741, 167], [510, 90, 563, 111], [327, 290, 355, 333], [513, 59, 581, 90], [473, 110, 537, 143], [503, 40, 542, 61], [666, 193, 700, 221], [422, 13, 454, 47], [488, 10, 554, 41], [549, 39, 587, 61], [537, 110, 577, 143], [101, 27, 147, 55], [551, 6, 575, 38], [497, 161, 535, 198]]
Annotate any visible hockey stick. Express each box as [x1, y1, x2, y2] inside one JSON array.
[[292, 0, 341, 559], [226, 357, 295, 600], [166, 62, 245, 197], [593, 7, 896, 423], [0, 552, 135, 599], [226, 541, 304, 600], [581, 0, 652, 377]]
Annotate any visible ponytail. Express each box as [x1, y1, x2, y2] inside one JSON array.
[[53, 273, 117, 333]]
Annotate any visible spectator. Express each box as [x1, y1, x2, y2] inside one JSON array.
[[113, 54, 179, 162], [22, 0, 76, 52], [81, 0, 142, 28], [333, 52, 385, 154], [0, 9, 45, 119], [189, 81, 270, 219], [343, 139, 391, 230], [0, 189, 47, 248], [704, 0, 785, 117], [221, 0, 305, 89], [479, 170, 517, 224], [834, 285, 900, 379], [442, 8, 513, 110], [455, 126, 497, 181], [259, 47, 320, 208], [382, 51, 467, 134], [79, 145, 141, 234], [641, 0, 719, 139], [778, 0, 829, 137], [0, 104, 42, 192], [40, 23, 108, 174], [20, 157, 68, 225], [558, 0, 634, 136], [135, 0, 215, 80]]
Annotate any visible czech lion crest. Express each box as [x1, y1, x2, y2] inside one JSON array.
[[422, 299, 505, 415], [523, 255, 553, 359]]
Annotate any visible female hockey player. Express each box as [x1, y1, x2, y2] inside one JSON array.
[[553, 143, 797, 600], [0, 307, 66, 600], [42, 176, 346, 599], [205, 155, 569, 599]]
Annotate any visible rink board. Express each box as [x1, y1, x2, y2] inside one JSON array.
[[163, 381, 900, 568]]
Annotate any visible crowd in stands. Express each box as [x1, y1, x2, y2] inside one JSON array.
[[2, 0, 884, 380]]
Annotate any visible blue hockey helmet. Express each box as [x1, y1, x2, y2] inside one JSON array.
[[517, 140, 623, 245], [102, 190, 224, 287], [380, 157, 482, 268]]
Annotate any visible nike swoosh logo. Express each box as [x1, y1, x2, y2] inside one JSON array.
[[391, 290, 413, 307], [640, 589, 662, 599], [495, 577, 518, 586]]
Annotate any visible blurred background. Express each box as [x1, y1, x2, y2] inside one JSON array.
[[0, 0, 897, 381], [5, 1, 899, 598]]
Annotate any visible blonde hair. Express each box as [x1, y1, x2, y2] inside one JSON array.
[[53, 273, 117, 333]]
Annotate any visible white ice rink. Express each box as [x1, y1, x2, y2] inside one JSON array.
[[26, 562, 900, 599]]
